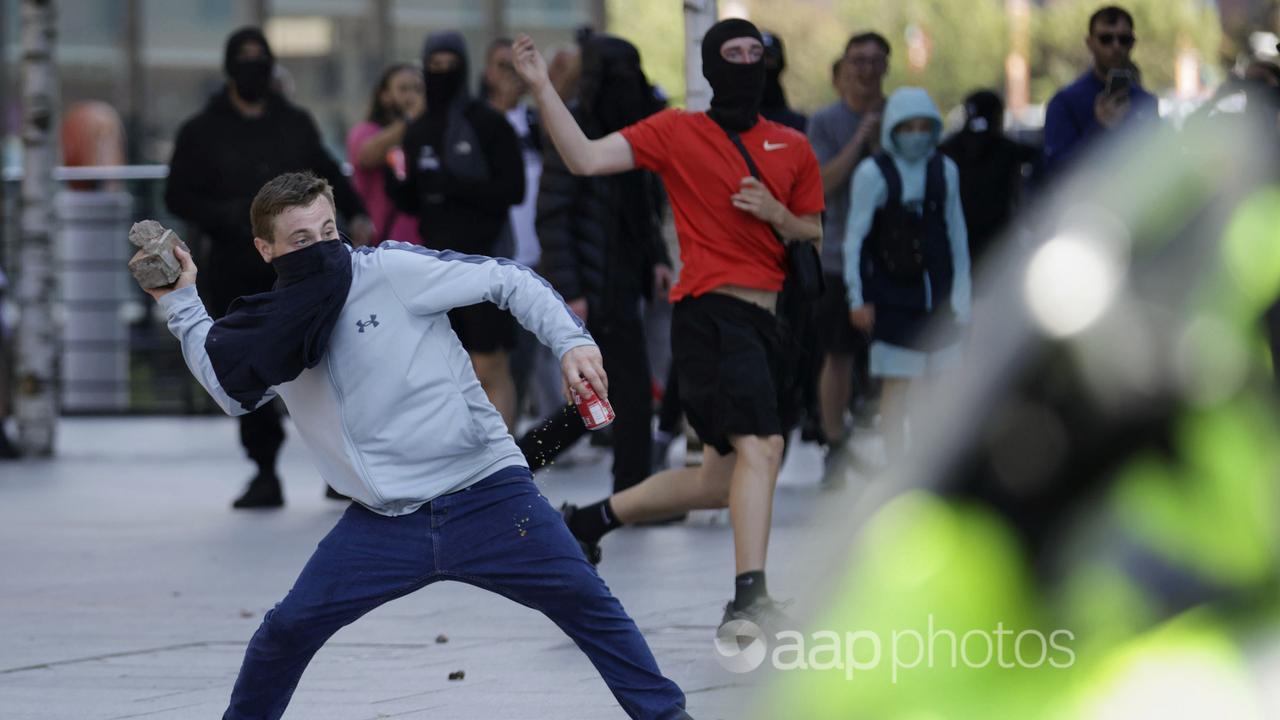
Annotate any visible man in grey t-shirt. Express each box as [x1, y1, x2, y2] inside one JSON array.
[[806, 31, 889, 465]]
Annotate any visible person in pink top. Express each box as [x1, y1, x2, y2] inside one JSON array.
[[346, 63, 426, 245]]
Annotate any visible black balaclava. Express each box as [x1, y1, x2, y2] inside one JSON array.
[[963, 90, 1004, 137], [760, 30, 788, 111], [956, 90, 1004, 157], [224, 27, 275, 104], [422, 31, 470, 114], [701, 18, 766, 132], [580, 35, 663, 135]]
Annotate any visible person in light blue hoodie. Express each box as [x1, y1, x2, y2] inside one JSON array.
[[843, 86, 971, 460]]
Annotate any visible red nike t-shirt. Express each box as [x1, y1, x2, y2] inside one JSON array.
[[620, 109, 825, 301]]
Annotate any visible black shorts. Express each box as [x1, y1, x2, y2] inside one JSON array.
[[448, 302, 517, 354], [671, 293, 785, 455], [816, 273, 868, 355]]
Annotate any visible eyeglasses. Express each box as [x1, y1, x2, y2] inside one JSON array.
[[1095, 32, 1135, 48]]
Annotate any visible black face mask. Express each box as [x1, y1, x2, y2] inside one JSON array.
[[580, 36, 660, 134], [596, 71, 656, 134], [701, 19, 766, 132], [230, 58, 273, 103], [425, 68, 465, 110]]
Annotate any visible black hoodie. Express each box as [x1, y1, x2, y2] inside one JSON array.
[[939, 90, 1038, 266], [760, 30, 807, 133], [536, 35, 670, 317], [392, 31, 525, 256]]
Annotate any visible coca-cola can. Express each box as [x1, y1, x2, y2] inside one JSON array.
[[574, 383, 615, 430]]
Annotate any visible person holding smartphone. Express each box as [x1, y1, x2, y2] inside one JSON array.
[[1042, 5, 1158, 177]]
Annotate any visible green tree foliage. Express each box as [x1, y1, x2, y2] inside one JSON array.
[[740, 0, 861, 114], [605, 1, 1225, 117], [605, 0, 687, 104], [822, 0, 1009, 112]]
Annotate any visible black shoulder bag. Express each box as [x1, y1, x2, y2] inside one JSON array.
[[721, 128, 825, 301], [721, 127, 825, 432]]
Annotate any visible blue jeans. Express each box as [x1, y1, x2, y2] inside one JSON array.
[[223, 466, 690, 719]]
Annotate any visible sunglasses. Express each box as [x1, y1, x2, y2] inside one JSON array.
[[1095, 32, 1135, 48]]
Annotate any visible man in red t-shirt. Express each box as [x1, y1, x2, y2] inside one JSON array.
[[515, 18, 824, 632]]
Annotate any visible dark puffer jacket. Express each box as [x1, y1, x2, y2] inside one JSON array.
[[535, 107, 670, 325]]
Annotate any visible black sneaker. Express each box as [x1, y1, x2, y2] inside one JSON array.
[[324, 485, 349, 501], [232, 473, 284, 509], [719, 596, 794, 637], [559, 502, 602, 566]]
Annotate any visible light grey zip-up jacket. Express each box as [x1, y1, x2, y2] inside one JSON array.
[[157, 241, 594, 516]]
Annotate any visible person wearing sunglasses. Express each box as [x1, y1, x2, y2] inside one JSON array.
[[1042, 5, 1158, 177]]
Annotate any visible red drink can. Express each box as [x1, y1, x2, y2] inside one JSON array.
[[574, 383, 615, 430]]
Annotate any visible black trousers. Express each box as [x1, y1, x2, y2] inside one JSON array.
[[207, 276, 286, 476], [240, 400, 285, 473], [594, 305, 654, 493], [656, 365, 683, 436], [517, 299, 653, 493]]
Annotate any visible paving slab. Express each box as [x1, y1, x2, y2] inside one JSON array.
[[0, 417, 848, 719]]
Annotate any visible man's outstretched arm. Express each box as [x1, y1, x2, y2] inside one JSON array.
[[146, 247, 275, 417], [513, 35, 634, 177], [380, 245, 608, 401]]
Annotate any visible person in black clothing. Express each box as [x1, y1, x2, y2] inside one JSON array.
[[536, 34, 672, 493], [939, 90, 1038, 272], [760, 31, 807, 133], [759, 30, 824, 453], [165, 27, 372, 509], [393, 31, 526, 429]]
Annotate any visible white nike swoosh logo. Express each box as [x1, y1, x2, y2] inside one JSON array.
[[763, 141, 788, 151]]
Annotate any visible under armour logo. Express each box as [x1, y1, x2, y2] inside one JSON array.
[[356, 315, 380, 333], [763, 140, 788, 151]]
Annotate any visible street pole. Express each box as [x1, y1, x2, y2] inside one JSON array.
[[683, 0, 716, 110], [589, 0, 606, 32], [124, 0, 144, 165], [252, 0, 269, 27], [372, 0, 392, 72], [16, 0, 58, 456]]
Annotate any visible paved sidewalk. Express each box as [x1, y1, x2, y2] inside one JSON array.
[[0, 417, 847, 719]]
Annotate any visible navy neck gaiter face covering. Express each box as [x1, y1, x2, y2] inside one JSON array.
[[702, 18, 766, 132], [205, 240, 353, 411]]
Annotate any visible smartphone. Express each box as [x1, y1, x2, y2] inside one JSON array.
[[1105, 69, 1134, 98]]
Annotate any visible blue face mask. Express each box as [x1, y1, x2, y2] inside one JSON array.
[[895, 130, 935, 161]]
